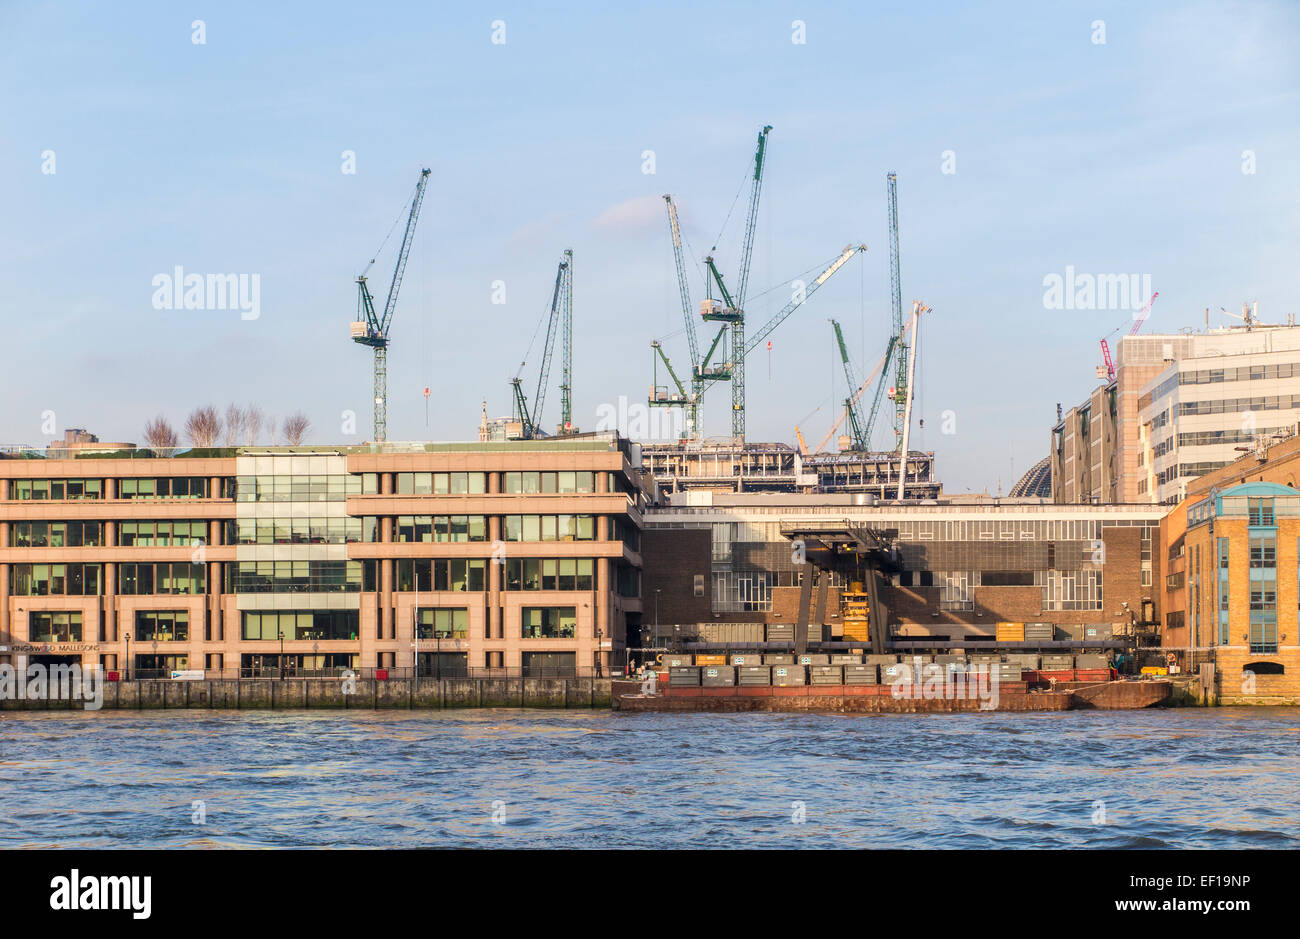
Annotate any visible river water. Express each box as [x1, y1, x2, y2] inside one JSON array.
[[1, 708, 1296, 849]]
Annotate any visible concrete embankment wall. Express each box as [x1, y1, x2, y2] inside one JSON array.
[[0, 678, 612, 711]]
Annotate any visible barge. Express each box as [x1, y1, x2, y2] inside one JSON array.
[[613, 653, 1173, 713]]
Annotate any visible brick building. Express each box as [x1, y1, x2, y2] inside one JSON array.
[[1159, 431, 1300, 703], [642, 492, 1163, 645]]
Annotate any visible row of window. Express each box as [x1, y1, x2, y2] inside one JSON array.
[[11, 521, 104, 547], [11, 476, 212, 501], [12, 478, 103, 500], [396, 515, 488, 543], [12, 563, 102, 596], [120, 562, 206, 595], [503, 515, 596, 542], [503, 471, 596, 494], [241, 610, 360, 641], [1176, 394, 1300, 417], [227, 517, 366, 545], [119, 520, 208, 547], [395, 559, 486, 593], [504, 558, 596, 591], [228, 560, 363, 593], [395, 472, 487, 495], [234, 475, 360, 502]]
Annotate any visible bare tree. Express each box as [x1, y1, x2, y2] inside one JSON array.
[[266, 415, 279, 445], [185, 405, 223, 448], [282, 412, 311, 446], [142, 414, 178, 451], [223, 403, 248, 447], [244, 405, 265, 445]]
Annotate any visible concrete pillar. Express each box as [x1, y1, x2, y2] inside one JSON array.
[[488, 515, 502, 640], [380, 472, 393, 640], [104, 563, 116, 642]]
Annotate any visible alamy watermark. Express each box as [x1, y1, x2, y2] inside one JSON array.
[[0, 662, 104, 710], [596, 395, 685, 441], [151, 267, 261, 320], [1042, 266, 1152, 313], [887, 658, 1001, 709]]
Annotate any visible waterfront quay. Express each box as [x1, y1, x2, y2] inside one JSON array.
[[0, 674, 612, 710]]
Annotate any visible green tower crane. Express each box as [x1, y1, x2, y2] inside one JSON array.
[[352, 168, 431, 443]]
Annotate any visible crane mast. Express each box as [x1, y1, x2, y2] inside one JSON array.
[[832, 319, 867, 450], [352, 167, 431, 443], [887, 172, 907, 450], [511, 250, 573, 439]]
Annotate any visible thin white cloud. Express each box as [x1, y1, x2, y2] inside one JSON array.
[[592, 195, 663, 232]]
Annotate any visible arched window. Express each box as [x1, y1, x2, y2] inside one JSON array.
[[1245, 662, 1285, 676]]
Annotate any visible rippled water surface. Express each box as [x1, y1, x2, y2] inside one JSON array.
[[1, 708, 1297, 848]]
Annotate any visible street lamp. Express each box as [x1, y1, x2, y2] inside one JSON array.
[[655, 588, 661, 654], [278, 628, 285, 681], [124, 633, 131, 681]]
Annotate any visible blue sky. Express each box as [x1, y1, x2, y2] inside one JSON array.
[[2, 0, 1297, 493]]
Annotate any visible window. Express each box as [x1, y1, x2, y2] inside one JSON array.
[[1249, 536, 1276, 569], [1248, 498, 1275, 526], [417, 608, 468, 639], [1249, 611, 1278, 655], [28, 611, 82, 642], [1218, 537, 1230, 646], [521, 607, 576, 639], [136, 610, 189, 642]]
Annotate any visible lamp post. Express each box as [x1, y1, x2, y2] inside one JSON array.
[[124, 633, 131, 681], [655, 588, 661, 653], [278, 628, 285, 681]]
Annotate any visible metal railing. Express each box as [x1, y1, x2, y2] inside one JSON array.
[[113, 666, 606, 681]]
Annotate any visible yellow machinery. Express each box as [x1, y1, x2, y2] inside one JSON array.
[[841, 580, 871, 642]]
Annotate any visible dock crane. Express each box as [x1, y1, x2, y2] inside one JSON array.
[[511, 250, 573, 439], [352, 167, 431, 443]]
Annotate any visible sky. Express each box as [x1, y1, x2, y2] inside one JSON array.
[[2, 0, 1297, 493]]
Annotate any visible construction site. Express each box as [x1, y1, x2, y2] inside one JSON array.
[[426, 126, 945, 500]]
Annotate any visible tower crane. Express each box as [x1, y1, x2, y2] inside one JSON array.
[[352, 167, 431, 443], [647, 195, 702, 438], [886, 172, 908, 450], [1098, 291, 1159, 381], [649, 125, 865, 442], [815, 301, 927, 456], [511, 249, 573, 439]]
